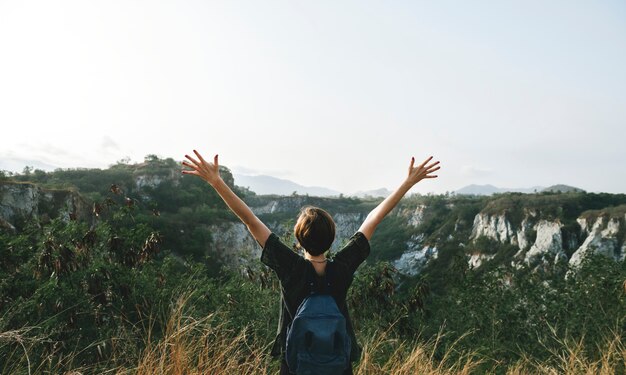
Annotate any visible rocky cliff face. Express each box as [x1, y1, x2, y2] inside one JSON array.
[[0, 182, 89, 231], [569, 215, 626, 266], [208, 222, 262, 268], [400, 205, 427, 227], [208, 197, 367, 269], [521, 220, 566, 267], [393, 239, 438, 276], [134, 167, 181, 190], [470, 213, 515, 244], [468, 209, 625, 272], [214, 197, 442, 276], [391, 204, 442, 276], [209, 194, 626, 277], [3, 174, 624, 279]]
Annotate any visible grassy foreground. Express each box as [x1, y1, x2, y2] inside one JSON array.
[[2, 295, 624, 375]]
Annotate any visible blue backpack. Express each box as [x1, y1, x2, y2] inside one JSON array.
[[285, 262, 351, 375]]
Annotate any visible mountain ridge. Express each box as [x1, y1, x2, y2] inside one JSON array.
[[234, 174, 341, 197], [454, 184, 585, 196]]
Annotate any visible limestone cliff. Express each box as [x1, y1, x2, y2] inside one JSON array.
[[208, 196, 367, 269], [569, 213, 626, 267], [0, 182, 90, 231], [3, 168, 624, 280], [470, 213, 515, 245], [521, 220, 566, 266], [467, 205, 625, 272], [209, 195, 626, 277]]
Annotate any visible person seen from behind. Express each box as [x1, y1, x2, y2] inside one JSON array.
[[182, 150, 440, 374]]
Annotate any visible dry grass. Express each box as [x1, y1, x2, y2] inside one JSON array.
[[130, 295, 272, 375], [126, 296, 484, 375], [505, 331, 626, 375], [355, 330, 482, 375], [2, 297, 624, 374]]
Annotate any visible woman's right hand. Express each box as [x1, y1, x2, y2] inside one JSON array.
[[182, 150, 221, 186]]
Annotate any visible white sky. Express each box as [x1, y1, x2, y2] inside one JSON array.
[[1, 0, 625, 194]]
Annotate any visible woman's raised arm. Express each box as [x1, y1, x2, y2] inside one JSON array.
[[358, 156, 440, 241], [182, 150, 271, 247]]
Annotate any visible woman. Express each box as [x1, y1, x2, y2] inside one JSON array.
[[182, 150, 440, 374]]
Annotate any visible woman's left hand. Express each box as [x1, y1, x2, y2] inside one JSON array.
[[182, 150, 221, 186], [406, 156, 440, 186]]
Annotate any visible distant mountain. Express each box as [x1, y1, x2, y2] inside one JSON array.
[[234, 174, 341, 197], [0, 158, 58, 173], [455, 184, 545, 195], [351, 188, 392, 198], [541, 184, 585, 193], [455, 184, 586, 195]]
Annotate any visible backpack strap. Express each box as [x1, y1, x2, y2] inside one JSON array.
[[323, 261, 334, 294], [306, 260, 333, 295]]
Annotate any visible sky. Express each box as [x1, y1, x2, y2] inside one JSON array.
[[1, 0, 625, 195]]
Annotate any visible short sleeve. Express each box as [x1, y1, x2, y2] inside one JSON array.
[[261, 233, 302, 281], [332, 231, 370, 274]]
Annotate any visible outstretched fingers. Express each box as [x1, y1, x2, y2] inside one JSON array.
[[185, 154, 201, 167], [182, 150, 222, 185], [426, 165, 441, 173], [423, 163, 440, 179], [187, 150, 218, 169], [407, 156, 440, 181], [424, 161, 440, 172], [417, 156, 434, 170], [181, 160, 200, 175], [193, 150, 208, 165]]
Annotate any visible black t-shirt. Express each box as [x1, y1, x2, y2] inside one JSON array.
[[261, 231, 370, 361]]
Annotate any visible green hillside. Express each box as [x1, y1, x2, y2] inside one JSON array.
[[1, 157, 625, 373]]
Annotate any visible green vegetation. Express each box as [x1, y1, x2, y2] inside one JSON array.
[[2, 208, 624, 373], [1, 157, 625, 373], [0, 204, 277, 372]]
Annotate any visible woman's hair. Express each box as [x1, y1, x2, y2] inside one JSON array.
[[294, 206, 336, 256]]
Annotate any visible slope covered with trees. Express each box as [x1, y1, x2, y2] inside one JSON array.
[[1, 156, 624, 373]]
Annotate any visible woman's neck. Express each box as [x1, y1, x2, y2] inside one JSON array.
[[305, 252, 327, 276], [304, 253, 327, 263]]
